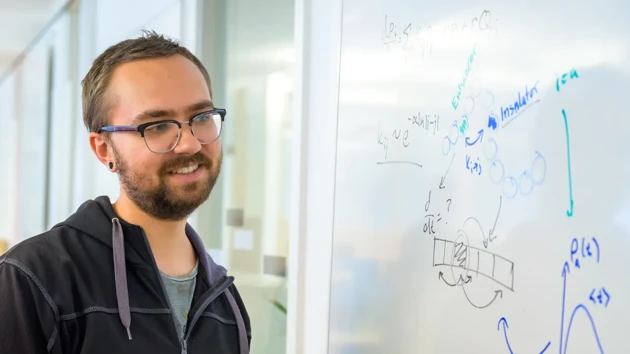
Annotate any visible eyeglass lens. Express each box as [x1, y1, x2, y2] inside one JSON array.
[[143, 112, 222, 153]]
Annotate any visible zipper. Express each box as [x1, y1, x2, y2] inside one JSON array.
[[181, 339, 188, 354], [140, 230, 234, 353], [139, 231, 184, 350], [184, 275, 235, 343]]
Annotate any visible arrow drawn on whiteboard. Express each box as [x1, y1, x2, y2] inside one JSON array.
[[439, 153, 456, 189], [497, 317, 551, 354], [462, 282, 502, 309], [497, 318, 514, 354], [562, 109, 574, 217], [462, 217, 489, 249], [438, 271, 472, 287], [465, 129, 484, 147], [486, 196, 502, 248]]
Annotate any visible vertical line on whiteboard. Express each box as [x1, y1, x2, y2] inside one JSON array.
[[477, 251, 480, 275], [511, 262, 514, 290], [442, 241, 453, 265], [562, 109, 574, 217], [432, 239, 435, 266]]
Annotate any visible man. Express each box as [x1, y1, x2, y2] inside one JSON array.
[[0, 31, 251, 354]]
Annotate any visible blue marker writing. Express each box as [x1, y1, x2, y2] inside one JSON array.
[[497, 318, 514, 354], [560, 239, 605, 354], [465, 129, 484, 147], [540, 342, 551, 353], [487, 112, 498, 130], [498, 317, 551, 354]]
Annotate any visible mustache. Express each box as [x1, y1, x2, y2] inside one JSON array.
[[160, 152, 212, 174]]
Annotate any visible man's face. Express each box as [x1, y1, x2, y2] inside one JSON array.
[[106, 55, 222, 221]]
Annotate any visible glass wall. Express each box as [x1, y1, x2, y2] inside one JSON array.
[[18, 37, 52, 240], [197, 0, 295, 352], [0, 27, 56, 245], [47, 7, 79, 230], [0, 72, 18, 249]]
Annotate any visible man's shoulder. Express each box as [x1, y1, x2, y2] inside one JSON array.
[[0, 225, 90, 282], [0, 224, 112, 310]]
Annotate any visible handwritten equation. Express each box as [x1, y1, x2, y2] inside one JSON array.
[[423, 190, 452, 235], [377, 122, 409, 160], [556, 68, 579, 92], [409, 113, 440, 135], [381, 10, 499, 60], [465, 154, 482, 176], [376, 112, 441, 165]]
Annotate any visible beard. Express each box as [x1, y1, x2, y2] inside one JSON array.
[[114, 147, 222, 221]]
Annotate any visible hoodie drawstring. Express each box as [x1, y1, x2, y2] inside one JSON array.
[[111, 217, 248, 350], [112, 217, 132, 340], [225, 290, 250, 354]]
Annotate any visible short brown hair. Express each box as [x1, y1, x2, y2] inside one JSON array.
[[81, 30, 212, 133]]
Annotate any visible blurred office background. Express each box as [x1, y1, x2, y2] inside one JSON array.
[[0, 0, 299, 352]]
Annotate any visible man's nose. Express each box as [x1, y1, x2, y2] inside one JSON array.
[[173, 125, 201, 154]]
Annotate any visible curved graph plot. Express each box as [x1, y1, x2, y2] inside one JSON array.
[[562, 304, 603, 354], [497, 317, 551, 354], [559, 248, 605, 354], [496, 238, 607, 354], [559, 237, 605, 354]]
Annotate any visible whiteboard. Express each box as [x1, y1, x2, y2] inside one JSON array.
[[327, 1, 630, 353]]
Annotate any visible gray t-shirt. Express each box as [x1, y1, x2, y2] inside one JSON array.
[[160, 262, 198, 339]]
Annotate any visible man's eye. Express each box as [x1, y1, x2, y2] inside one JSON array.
[[196, 114, 211, 123], [147, 123, 174, 133]]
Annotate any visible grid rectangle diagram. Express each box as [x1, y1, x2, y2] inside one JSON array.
[[432, 237, 514, 291]]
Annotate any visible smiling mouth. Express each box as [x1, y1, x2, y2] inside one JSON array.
[[167, 163, 202, 174]]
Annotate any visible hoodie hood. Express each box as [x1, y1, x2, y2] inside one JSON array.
[[54, 196, 249, 354]]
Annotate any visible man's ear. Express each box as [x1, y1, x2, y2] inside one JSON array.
[[89, 132, 115, 169]]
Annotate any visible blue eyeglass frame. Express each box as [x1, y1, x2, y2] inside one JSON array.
[[97, 108, 226, 152]]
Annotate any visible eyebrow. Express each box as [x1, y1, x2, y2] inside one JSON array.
[[130, 100, 215, 125]]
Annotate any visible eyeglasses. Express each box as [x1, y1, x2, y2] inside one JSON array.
[[99, 109, 226, 153]]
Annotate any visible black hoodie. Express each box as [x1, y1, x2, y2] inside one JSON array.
[[0, 196, 251, 354]]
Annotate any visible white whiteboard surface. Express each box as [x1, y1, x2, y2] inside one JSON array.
[[328, 1, 630, 353]]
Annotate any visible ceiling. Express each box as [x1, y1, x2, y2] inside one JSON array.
[[0, 0, 64, 74]]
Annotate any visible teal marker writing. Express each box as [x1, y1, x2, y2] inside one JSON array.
[[562, 109, 574, 217]]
